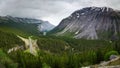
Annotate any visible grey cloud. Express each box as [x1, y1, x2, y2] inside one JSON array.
[[0, 0, 120, 25]]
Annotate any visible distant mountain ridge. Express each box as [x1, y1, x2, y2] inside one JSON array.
[[52, 7, 120, 40], [0, 15, 55, 32]]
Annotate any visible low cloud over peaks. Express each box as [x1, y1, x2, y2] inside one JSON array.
[[0, 0, 120, 25]]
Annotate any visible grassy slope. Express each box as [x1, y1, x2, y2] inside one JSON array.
[[0, 24, 41, 38], [0, 26, 31, 37], [0, 17, 41, 38]]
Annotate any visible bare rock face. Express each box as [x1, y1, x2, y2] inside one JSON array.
[[53, 7, 120, 40]]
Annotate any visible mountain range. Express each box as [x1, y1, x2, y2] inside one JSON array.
[[52, 7, 120, 40], [0, 6, 120, 67], [0, 15, 54, 37], [0, 15, 55, 32]]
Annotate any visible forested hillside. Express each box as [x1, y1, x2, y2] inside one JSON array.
[[0, 31, 24, 51], [0, 29, 120, 68], [0, 17, 40, 37]]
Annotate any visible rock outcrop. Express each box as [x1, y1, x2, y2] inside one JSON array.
[[53, 7, 120, 40]]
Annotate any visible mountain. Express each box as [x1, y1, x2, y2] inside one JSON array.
[[52, 7, 120, 40], [0, 16, 40, 37], [37, 21, 55, 31], [3, 16, 55, 31], [0, 16, 55, 37]]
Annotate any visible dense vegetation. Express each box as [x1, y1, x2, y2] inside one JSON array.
[[0, 24, 120, 68], [0, 30, 120, 68], [0, 31, 24, 51]]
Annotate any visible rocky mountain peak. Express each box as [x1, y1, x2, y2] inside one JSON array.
[[52, 7, 120, 40], [68, 7, 114, 19]]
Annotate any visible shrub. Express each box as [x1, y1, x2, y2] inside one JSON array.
[[104, 50, 119, 61]]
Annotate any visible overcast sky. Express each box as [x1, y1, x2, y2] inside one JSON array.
[[0, 0, 120, 25]]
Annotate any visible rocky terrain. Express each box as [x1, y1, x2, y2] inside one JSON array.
[[52, 7, 120, 40]]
